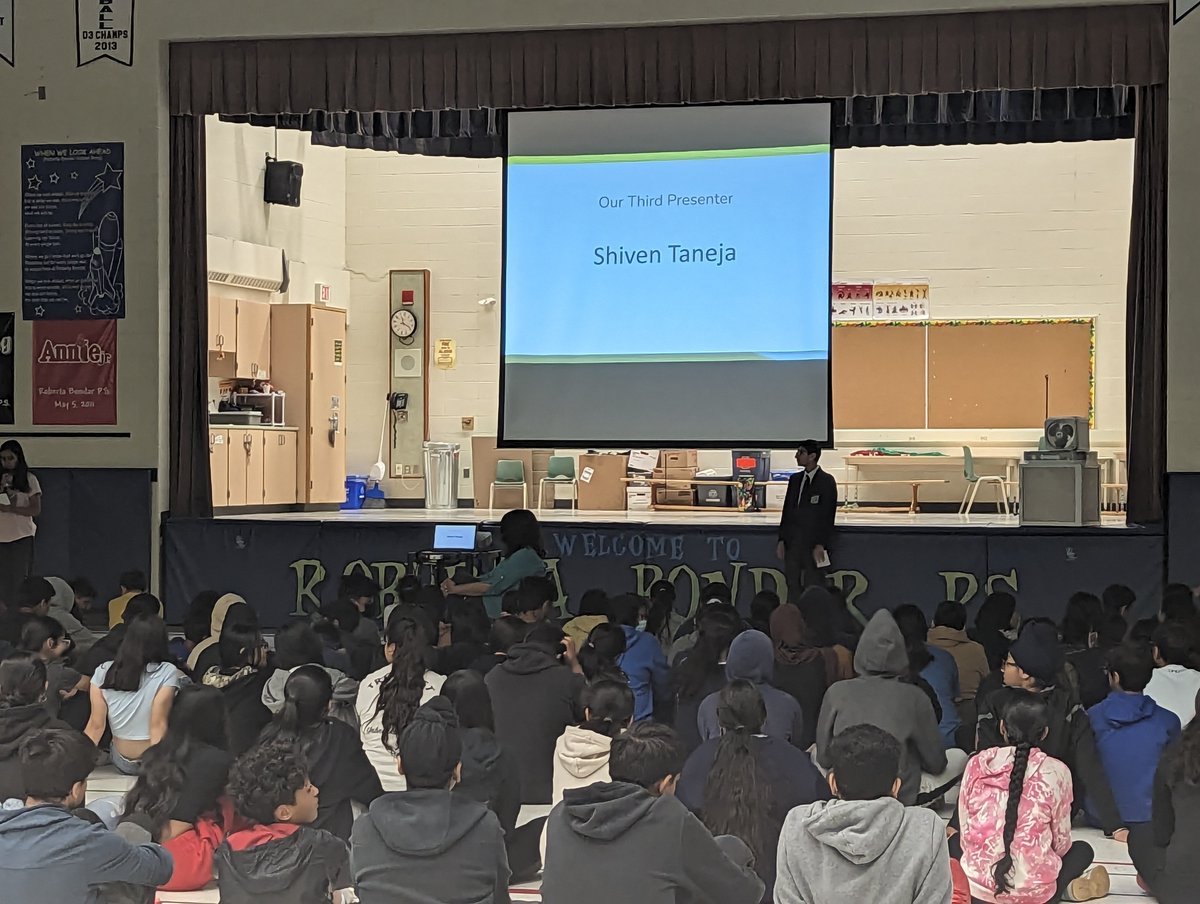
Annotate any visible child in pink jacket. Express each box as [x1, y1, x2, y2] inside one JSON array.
[[954, 689, 1109, 904]]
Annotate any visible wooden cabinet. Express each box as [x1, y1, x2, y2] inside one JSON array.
[[264, 431, 298, 505], [209, 429, 230, 506], [208, 297, 238, 355], [227, 431, 250, 506], [245, 429, 266, 505], [235, 299, 271, 381]]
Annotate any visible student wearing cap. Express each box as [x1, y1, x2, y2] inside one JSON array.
[[975, 622, 1128, 841]]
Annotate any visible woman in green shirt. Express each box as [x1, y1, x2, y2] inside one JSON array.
[[440, 509, 548, 618]]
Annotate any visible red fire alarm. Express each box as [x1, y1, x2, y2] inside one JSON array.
[[401, 290, 415, 306]]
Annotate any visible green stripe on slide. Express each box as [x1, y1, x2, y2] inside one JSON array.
[[507, 352, 769, 364], [508, 145, 830, 165]]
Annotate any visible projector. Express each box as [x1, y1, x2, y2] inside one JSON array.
[[1044, 416, 1089, 453]]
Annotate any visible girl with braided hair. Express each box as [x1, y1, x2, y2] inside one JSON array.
[[955, 688, 1109, 903]]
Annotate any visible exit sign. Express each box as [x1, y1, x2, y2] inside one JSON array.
[[314, 283, 332, 304]]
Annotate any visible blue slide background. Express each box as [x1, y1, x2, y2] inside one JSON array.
[[505, 151, 830, 359]]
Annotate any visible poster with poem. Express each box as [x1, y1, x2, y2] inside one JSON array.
[[0, 314, 13, 425], [22, 142, 125, 320], [32, 320, 117, 425]]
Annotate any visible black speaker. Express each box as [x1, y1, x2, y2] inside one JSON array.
[[264, 158, 304, 207]]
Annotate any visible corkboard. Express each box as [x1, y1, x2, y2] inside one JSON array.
[[928, 321, 1094, 428], [832, 324, 925, 429]]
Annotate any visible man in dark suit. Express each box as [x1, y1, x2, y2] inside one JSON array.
[[777, 441, 838, 597]]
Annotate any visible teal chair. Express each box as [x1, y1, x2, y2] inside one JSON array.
[[489, 459, 528, 510], [958, 446, 1010, 516], [539, 455, 578, 511]]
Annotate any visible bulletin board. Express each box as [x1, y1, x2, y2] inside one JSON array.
[[831, 319, 1095, 430]]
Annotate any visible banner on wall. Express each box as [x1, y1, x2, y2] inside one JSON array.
[[32, 319, 117, 425], [163, 518, 1164, 629], [22, 142, 125, 320], [832, 280, 930, 321], [0, 314, 13, 425], [76, 0, 134, 67], [0, 0, 13, 67]]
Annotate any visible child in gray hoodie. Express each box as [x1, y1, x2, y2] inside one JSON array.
[[775, 724, 953, 904]]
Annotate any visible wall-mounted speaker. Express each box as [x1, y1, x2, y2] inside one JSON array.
[[264, 158, 304, 207], [393, 349, 423, 379]]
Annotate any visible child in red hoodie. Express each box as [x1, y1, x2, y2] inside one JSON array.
[[216, 738, 349, 904]]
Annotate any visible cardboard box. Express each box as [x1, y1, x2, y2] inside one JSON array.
[[652, 468, 666, 481], [628, 450, 660, 474], [626, 486, 653, 510], [663, 467, 698, 482], [578, 453, 629, 510], [655, 488, 696, 507], [661, 450, 699, 469], [532, 450, 554, 472], [766, 484, 789, 510]]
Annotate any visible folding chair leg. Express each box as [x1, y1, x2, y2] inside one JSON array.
[[488, 484, 495, 511], [522, 484, 528, 509], [966, 481, 981, 514], [537, 480, 545, 511], [958, 485, 972, 515]]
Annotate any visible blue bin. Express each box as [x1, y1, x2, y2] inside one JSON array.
[[342, 475, 367, 510]]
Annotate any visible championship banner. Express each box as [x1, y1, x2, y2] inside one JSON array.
[[76, 0, 134, 67], [32, 319, 117, 425], [0, 1, 13, 67], [0, 313, 13, 425]]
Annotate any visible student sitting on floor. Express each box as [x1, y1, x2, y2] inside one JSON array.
[[107, 569, 149, 629], [671, 606, 742, 754], [677, 680, 831, 903], [976, 622, 1127, 840], [121, 684, 234, 892], [0, 654, 75, 800], [697, 629, 805, 747], [262, 622, 360, 729], [1086, 642, 1180, 829], [201, 620, 275, 757], [19, 614, 86, 717], [895, 604, 963, 750], [351, 699, 512, 904], [929, 600, 992, 738], [216, 738, 350, 904], [0, 728, 173, 902], [775, 724, 952, 904], [1145, 621, 1200, 727], [609, 593, 671, 722], [956, 689, 1110, 904], [541, 721, 765, 904], [1131, 714, 1200, 904]]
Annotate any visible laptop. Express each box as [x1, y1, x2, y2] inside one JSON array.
[[433, 523, 478, 551]]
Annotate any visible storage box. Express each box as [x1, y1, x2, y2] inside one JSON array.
[[655, 488, 696, 507], [663, 467, 698, 482], [766, 484, 789, 510], [661, 450, 699, 469], [532, 450, 554, 472], [771, 470, 799, 483], [695, 476, 733, 508], [627, 450, 660, 474], [732, 450, 772, 483], [578, 453, 629, 510], [626, 486, 653, 511]]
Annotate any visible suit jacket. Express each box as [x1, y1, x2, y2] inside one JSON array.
[[778, 467, 837, 550]]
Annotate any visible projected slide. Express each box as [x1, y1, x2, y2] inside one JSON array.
[[502, 104, 832, 445]]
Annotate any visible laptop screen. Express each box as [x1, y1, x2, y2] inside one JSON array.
[[434, 524, 477, 551]]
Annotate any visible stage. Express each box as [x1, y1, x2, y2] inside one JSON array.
[[162, 506, 1161, 628]]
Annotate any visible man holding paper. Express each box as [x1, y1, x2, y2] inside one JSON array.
[[777, 441, 838, 597]]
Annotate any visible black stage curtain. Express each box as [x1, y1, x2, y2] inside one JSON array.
[[1126, 85, 1167, 526], [168, 115, 213, 519], [171, 5, 1166, 116]]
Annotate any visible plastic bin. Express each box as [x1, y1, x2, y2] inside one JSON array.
[[423, 442, 461, 510], [732, 450, 772, 483], [695, 476, 733, 508], [342, 475, 367, 510]]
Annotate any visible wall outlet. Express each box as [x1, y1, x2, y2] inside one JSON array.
[[464, 467, 470, 479], [461, 416, 475, 430], [393, 463, 403, 477], [402, 465, 416, 476]]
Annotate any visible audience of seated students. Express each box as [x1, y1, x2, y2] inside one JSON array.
[[259, 665, 383, 840], [120, 684, 234, 891], [0, 654, 74, 800], [1058, 592, 1110, 709], [541, 721, 766, 904], [768, 601, 828, 749], [776, 724, 951, 904], [668, 580, 734, 661], [107, 569, 149, 629], [816, 610, 966, 806], [471, 614, 526, 676], [357, 608, 445, 792], [19, 614, 86, 717], [217, 738, 350, 904], [1086, 642, 1180, 830], [1131, 713, 1200, 904], [317, 598, 380, 680], [746, 589, 780, 638], [45, 575, 99, 653], [201, 620, 275, 757], [350, 700, 512, 904], [895, 604, 962, 750], [75, 590, 163, 678], [929, 600, 991, 735], [562, 588, 609, 651], [86, 614, 186, 774], [487, 620, 584, 804], [794, 585, 857, 683], [955, 689, 1111, 904], [264, 621, 360, 727], [0, 728, 174, 902], [576, 621, 627, 680], [0, 576, 52, 649], [435, 597, 493, 675], [698, 629, 806, 747], [608, 593, 671, 722], [678, 680, 831, 902], [645, 580, 686, 654], [186, 593, 250, 673], [971, 591, 1019, 672], [551, 676, 634, 807], [1145, 620, 1200, 727], [975, 621, 1127, 840], [671, 605, 743, 753]]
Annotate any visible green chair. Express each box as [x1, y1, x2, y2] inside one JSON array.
[[539, 455, 578, 511], [489, 459, 528, 510], [958, 446, 1011, 516]]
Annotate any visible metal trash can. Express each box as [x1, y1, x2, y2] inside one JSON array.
[[423, 441, 461, 510]]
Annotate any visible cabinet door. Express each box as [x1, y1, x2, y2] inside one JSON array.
[[219, 297, 238, 354], [227, 431, 250, 506], [264, 431, 299, 505], [307, 307, 348, 503], [236, 300, 271, 380], [207, 299, 223, 354], [246, 430, 266, 505], [209, 430, 230, 506]]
